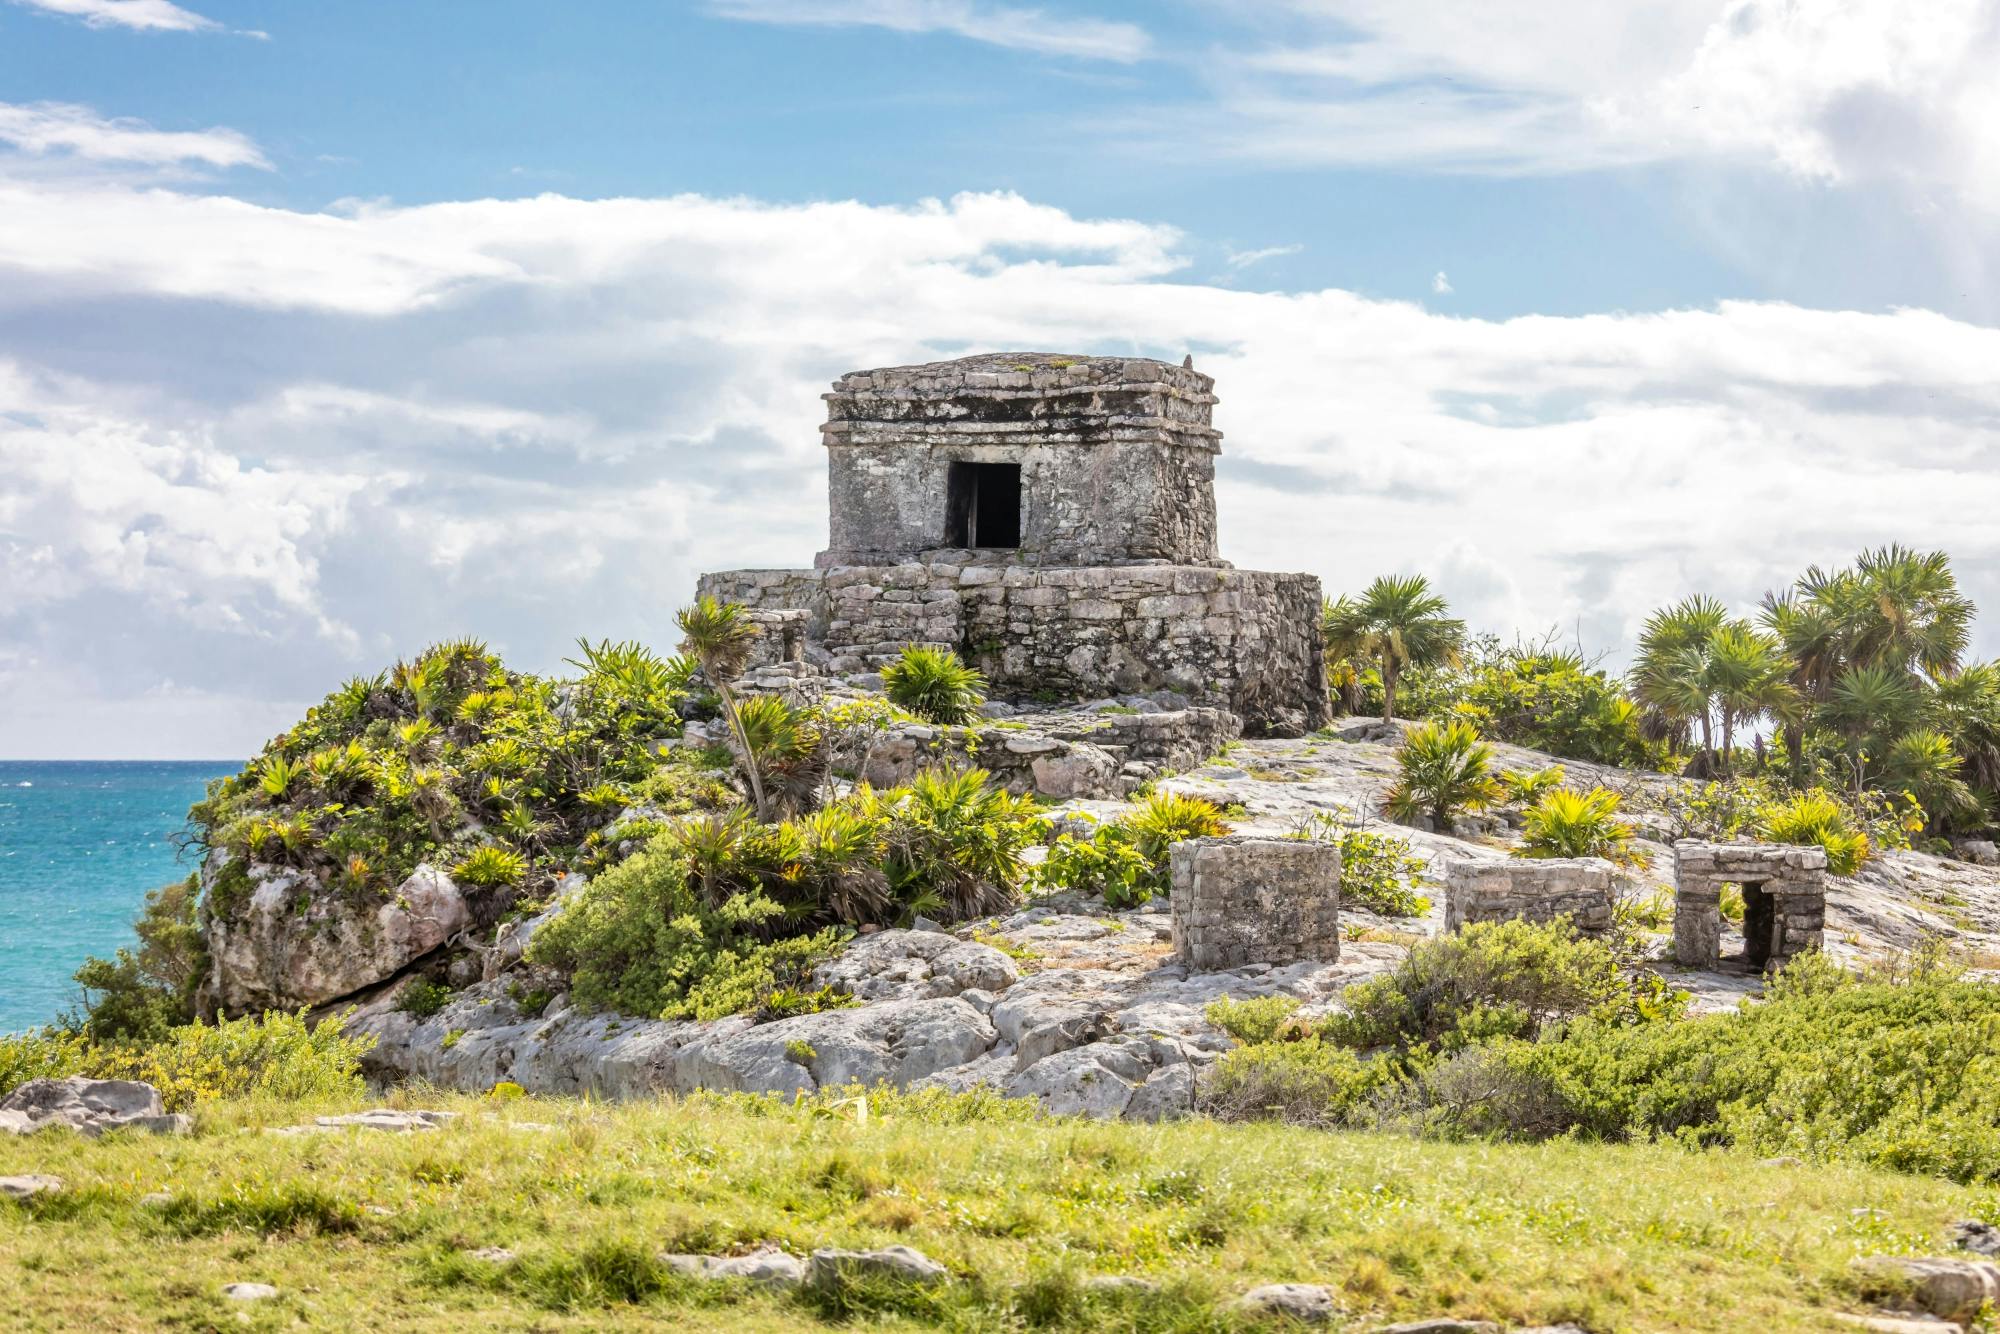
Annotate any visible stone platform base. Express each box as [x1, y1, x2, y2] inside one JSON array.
[[1443, 858, 1616, 933], [1168, 836, 1340, 971], [699, 559, 1328, 737]]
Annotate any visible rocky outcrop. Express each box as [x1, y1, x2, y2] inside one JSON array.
[[0, 1078, 187, 1137], [204, 860, 475, 1013]]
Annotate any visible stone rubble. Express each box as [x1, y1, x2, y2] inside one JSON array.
[[0, 1174, 63, 1201], [0, 1078, 190, 1138]]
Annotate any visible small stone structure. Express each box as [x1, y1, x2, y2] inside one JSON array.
[[1168, 836, 1341, 971], [1672, 841, 1827, 969], [1443, 858, 1616, 934], [699, 353, 1329, 735]]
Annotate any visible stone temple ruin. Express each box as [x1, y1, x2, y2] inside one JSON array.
[[1673, 841, 1827, 970], [699, 353, 1330, 736]]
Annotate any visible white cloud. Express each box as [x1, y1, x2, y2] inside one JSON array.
[[4, 164, 2000, 755], [0, 102, 268, 169], [1431, 271, 1452, 294], [705, 0, 1150, 62], [7, 0, 218, 32], [1194, 0, 2000, 214], [1226, 244, 1302, 270]]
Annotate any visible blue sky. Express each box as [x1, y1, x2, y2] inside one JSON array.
[[3, 0, 2000, 756]]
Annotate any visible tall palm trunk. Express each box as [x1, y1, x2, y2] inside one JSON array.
[[713, 678, 769, 821]]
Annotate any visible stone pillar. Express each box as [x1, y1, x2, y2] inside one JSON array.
[[1672, 841, 1828, 969], [1169, 836, 1341, 971]]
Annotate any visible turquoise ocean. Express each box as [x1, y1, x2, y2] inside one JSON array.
[[0, 761, 240, 1035]]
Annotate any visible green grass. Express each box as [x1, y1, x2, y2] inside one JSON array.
[[1, 1088, 1992, 1331]]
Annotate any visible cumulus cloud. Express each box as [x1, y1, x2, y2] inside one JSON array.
[[7, 0, 219, 32], [704, 0, 1151, 62], [1431, 271, 1452, 294], [0, 101, 268, 169], [4, 158, 2000, 755], [1196, 0, 2000, 211]]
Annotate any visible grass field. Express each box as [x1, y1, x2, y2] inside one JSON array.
[[2, 1086, 1992, 1332]]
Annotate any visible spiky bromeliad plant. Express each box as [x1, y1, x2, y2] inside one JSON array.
[[881, 645, 987, 725], [1384, 719, 1502, 831], [1517, 786, 1637, 863], [1758, 792, 1871, 875]]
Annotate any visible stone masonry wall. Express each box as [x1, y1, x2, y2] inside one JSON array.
[[1443, 858, 1616, 934], [1672, 841, 1827, 968], [1169, 836, 1341, 971], [820, 353, 1221, 567], [698, 562, 1329, 737]]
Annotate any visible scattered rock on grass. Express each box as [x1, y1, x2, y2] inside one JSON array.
[[1233, 1283, 1339, 1323], [1083, 1275, 1159, 1294], [276, 1109, 457, 1135], [662, 1246, 805, 1288], [0, 1175, 62, 1202], [468, 1247, 517, 1264], [1855, 1255, 2000, 1322], [0, 1078, 189, 1137], [1373, 1322, 1503, 1334], [222, 1283, 279, 1302], [1949, 1220, 2000, 1258], [807, 1245, 948, 1289]]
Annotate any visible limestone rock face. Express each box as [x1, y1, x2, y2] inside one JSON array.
[[0, 1077, 188, 1137], [811, 929, 1019, 1002], [204, 860, 473, 1013]]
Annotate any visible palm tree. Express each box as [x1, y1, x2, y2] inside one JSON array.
[[1323, 575, 1464, 723], [1631, 595, 1728, 764], [1848, 545, 1972, 680], [675, 596, 768, 820], [1822, 662, 1922, 795], [1929, 662, 2000, 800], [1704, 624, 1799, 778], [1319, 595, 1368, 716]]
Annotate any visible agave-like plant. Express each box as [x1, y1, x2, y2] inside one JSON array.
[[453, 844, 528, 889], [1126, 790, 1233, 865], [1517, 787, 1635, 862], [881, 645, 987, 725], [1384, 719, 1502, 830], [1880, 728, 1981, 834], [256, 754, 305, 802], [676, 597, 768, 820], [883, 767, 1045, 922], [1500, 765, 1567, 805], [1758, 793, 1870, 875], [733, 694, 826, 818]]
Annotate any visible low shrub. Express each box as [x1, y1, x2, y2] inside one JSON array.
[[1199, 1038, 1388, 1127], [0, 1011, 375, 1110], [1320, 918, 1680, 1059], [1033, 819, 1152, 908], [454, 845, 528, 889], [399, 978, 456, 1018], [1204, 995, 1303, 1046], [69, 874, 205, 1043], [881, 645, 987, 725]]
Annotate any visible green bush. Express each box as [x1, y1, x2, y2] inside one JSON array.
[[1321, 919, 1680, 1058], [1500, 765, 1567, 804], [398, 978, 456, 1018], [1032, 818, 1153, 908], [1200, 1037, 1388, 1127], [880, 646, 987, 725], [1517, 787, 1637, 863], [1204, 995, 1303, 1045], [877, 767, 1045, 922], [1468, 952, 2000, 1182], [1285, 812, 1431, 916], [70, 874, 206, 1043], [1451, 647, 1652, 767], [454, 845, 527, 889], [1384, 719, 1502, 829], [525, 841, 847, 1021]]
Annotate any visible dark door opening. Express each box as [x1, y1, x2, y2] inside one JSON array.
[[1740, 882, 1775, 968], [945, 462, 1021, 549]]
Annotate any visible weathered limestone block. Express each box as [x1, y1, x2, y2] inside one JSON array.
[[1672, 840, 1827, 969], [1443, 858, 1615, 934], [1169, 836, 1340, 971]]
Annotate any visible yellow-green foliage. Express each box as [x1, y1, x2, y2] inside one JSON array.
[[1125, 790, 1231, 863], [1384, 720, 1503, 829], [0, 1011, 373, 1111], [2, 1086, 1981, 1331], [1758, 792, 1872, 875], [1517, 787, 1637, 863], [1204, 995, 1303, 1046], [880, 645, 987, 725]]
